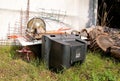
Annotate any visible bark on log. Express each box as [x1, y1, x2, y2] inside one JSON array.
[[81, 26, 120, 59], [96, 34, 114, 52], [110, 46, 120, 59]]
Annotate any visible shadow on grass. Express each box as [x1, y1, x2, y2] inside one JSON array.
[[9, 45, 22, 59], [89, 50, 120, 64]]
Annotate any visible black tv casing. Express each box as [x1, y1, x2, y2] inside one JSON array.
[[42, 34, 87, 70]]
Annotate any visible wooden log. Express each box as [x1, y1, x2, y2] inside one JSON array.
[[82, 26, 120, 59], [110, 46, 120, 59], [96, 34, 114, 52], [89, 27, 104, 40]]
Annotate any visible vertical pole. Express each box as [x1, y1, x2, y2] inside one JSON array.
[[26, 0, 30, 23], [20, 9, 23, 36], [8, 23, 10, 37]]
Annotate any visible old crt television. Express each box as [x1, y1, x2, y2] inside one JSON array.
[[42, 34, 87, 70]]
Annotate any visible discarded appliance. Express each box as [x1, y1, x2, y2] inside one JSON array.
[[17, 17, 88, 70], [17, 17, 46, 58], [17, 17, 71, 59], [42, 34, 87, 70]]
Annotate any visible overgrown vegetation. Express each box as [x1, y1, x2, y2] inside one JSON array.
[[98, 0, 114, 27], [0, 46, 120, 81]]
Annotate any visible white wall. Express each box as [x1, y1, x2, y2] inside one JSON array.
[[0, 0, 98, 39]]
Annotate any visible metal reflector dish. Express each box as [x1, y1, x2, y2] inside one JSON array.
[[27, 17, 46, 32], [26, 17, 46, 40]]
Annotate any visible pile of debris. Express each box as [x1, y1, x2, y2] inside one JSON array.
[[80, 26, 120, 59]]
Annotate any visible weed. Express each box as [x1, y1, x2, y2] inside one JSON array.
[[0, 46, 120, 81]]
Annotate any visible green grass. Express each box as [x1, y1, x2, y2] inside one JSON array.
[[0, 46, 120, 81]]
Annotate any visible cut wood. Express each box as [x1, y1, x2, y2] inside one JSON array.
[[110, 46, 120, 59], [89, 27, 104, 40], [81, 26, 120, 59], [96, 34, 114, 52]]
